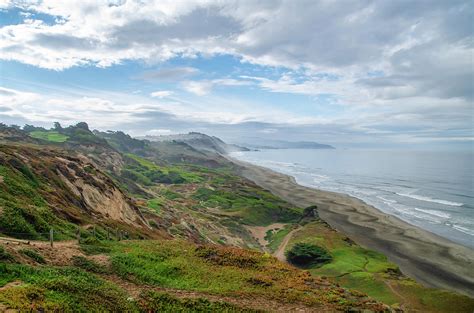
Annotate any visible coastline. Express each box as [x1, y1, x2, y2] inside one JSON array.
[[229, 156, 474, 297]]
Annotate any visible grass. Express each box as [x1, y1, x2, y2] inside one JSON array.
[[140, 290, 258, 312], [286, 220, 474, 312], [147, 198, 164, 212], [193, 186, 302, 226], [0, 164, 76, 239], [0, 246, 15, 262], [19, 249, 46, 264], [105, 240, 375, 310], [124, 153, 203, 185], [71, 256, 109, 274], [0, 263, 136, 312], [29, 131, 69, 143]]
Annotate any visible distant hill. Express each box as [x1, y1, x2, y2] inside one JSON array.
[[238, 139, 335, 150], [141, 132, 250, 154]]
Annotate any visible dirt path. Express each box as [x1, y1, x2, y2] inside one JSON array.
[[273, 227, 299, 262], [384, 281, 412, 312], [245, 223, 287, 251]]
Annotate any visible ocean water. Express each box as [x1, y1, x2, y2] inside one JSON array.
[[230, 149, 474, 249]]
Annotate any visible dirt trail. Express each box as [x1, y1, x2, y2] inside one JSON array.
[[273, 227, 299, 262], [245, 223, 287, 251]]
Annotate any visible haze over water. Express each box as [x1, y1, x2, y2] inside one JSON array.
[[231, 149, 474, 249]]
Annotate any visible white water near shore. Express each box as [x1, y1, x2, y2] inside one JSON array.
[[230, 149, 474, 248]]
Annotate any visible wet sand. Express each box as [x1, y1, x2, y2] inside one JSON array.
[[231, 158, 474, 297]]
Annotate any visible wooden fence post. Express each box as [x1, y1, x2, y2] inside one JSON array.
[[49, 228, 54, 248], [76, 227, 81, 243], [107, 228, 110, 241], [116, 228, 120, 241], [92, 226, 96, 238]]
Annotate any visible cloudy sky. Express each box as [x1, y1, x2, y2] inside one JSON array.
[[0, 0, 472, 148]]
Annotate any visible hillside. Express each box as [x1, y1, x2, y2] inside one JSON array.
[[0, 123, 473, 312], [142, 132, 250, 154]]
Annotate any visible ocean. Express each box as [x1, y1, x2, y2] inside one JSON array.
[[230, 149, 474, 249]]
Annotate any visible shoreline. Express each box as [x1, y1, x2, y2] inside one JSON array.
[[229, 156, 474, 297]]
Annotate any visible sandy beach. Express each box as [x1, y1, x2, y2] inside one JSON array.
[[231, 157, 474, 297]]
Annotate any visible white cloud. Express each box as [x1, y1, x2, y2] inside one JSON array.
[[1, 1, 471, 102], [181, 80, 213, 96], [182, 78, 251, 95], [150, 90, 173, 98], [0, 1, 472, 145]]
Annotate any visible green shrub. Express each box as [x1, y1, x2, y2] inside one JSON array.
[[0, 246, 15, 263], [71, 256, 108, 274], [19, 249, 45, 264], [285, 243, 332, 267], [80, 237, 111, 255]]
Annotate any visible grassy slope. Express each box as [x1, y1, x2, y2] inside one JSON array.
[[0, 239, 388, 312], [284, 221, 474, 312], [29, 131, 69, 143], [0, 162, 77, 240]]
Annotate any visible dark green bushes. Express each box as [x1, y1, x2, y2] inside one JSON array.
[[0, 246, 15, 263], [71, 256, 108, 274], [193, 186, 302, 225], [19, 249, 45, 264], [285, 243, 332, 267]]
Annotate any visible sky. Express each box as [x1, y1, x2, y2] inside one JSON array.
[[0, 0, 472, 148]]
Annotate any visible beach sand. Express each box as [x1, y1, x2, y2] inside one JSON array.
[[231, 157, 474, 297]]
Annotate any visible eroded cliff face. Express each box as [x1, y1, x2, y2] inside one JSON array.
[[0, 144, 147, 231]]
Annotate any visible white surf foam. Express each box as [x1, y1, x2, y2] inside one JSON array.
[[452, 224, 474, 236], [414, 208, 451, 219], [396, 193, 464, 207]]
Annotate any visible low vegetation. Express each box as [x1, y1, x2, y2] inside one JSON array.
[[0, 162, 76, 239], [140, 291, 258, 312], [0, 263, 136, 312], [285, 243, 332, 267], [193, 185, 302, 226], [29, 130, 69, 143], [285, 221, 474, 311], [19, 249, 46, 264]]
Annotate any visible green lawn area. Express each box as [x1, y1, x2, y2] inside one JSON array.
[[29, 131, 69, 143]]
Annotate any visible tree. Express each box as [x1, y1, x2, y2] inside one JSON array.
[[75, 122, 89, 131], [53, 122, 63, 131], [285, 243, 332, 267]]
